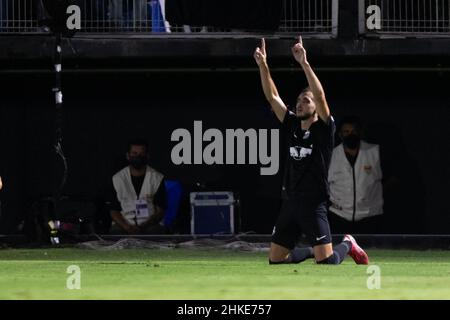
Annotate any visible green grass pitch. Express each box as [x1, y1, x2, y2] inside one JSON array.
[[0, 248, 449, 299]]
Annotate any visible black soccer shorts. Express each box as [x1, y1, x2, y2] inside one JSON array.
[[271, 195, 332, 249]]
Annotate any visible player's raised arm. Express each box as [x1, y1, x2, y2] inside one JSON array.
[[254, 38, 287, 123], [292, 36, 331, 123]]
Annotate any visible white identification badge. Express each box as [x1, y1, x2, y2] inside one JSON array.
[[135, 199, 149, 218]]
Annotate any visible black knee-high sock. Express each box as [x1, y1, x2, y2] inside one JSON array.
[[269, 247, 314, 264], [289, 247, 314, 263], [317, 242, 351, 265]]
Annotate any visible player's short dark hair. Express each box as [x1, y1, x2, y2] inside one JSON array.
[[127, 138, 149, 152], [300, 86, 312, 95], [338, 116, 363, 134]]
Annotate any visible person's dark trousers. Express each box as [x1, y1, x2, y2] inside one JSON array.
[[93, 0, 108, 20], [35, 0, 45, 19], [109, 223, 166, 235], [34, 0, 51, 31], [328, 211, 384, 234], [142, 224, 166, 234], [1, 0, 9, 29], [86, 0, 108, 29]]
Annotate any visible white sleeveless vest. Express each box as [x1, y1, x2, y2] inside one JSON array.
[[112, 166, 164, 226], [328, 141, 383, 222]]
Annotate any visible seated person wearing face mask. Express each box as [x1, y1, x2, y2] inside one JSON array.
[[109, 139, 167, 235], [327, 116, 384, 234]]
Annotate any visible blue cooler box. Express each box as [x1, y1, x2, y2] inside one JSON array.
[[190, 192, 235, 235]]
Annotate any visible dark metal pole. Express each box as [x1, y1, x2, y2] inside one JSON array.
[[49, 32, 68, 245], [53, 32, 68, 199]]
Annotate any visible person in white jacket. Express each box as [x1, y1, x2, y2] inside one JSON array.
[[328, 116, 384, 233]]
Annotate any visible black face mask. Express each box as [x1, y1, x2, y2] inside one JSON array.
[[342, 134, 360, 150], [128, 156, 148, 170]]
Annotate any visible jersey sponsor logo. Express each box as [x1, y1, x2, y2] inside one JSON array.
[[316, 235, 327, 241], [290, 146, 312, 160]]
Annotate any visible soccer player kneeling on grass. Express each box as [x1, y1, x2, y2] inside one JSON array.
[[254, 37, 369, 265]]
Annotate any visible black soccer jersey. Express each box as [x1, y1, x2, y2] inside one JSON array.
[[281, 111, 335, 198]]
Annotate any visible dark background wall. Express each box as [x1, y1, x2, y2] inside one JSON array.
[[0, 69, 449, 234]]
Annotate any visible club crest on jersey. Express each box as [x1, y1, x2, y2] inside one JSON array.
[[290, 146, 312, 160]]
